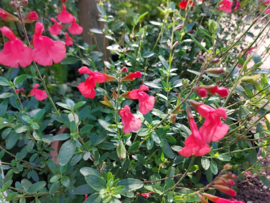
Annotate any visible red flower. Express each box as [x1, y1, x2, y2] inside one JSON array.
[[61, 0, 68, 2], [178, 105, 211, 157], [30, 84, 47, 101], [140, 191, 154, 199], [193, 86, 207, 97], [214, 185, 236, 196], [179, 0, 195, 9], [57, 4, 74, 23], [189, 100, 229, 142], [84, 194, 88, 201], [78, 66, 116, 83], [64, 33, 73, 46], [0, 8, 19, 22], [264, 0, 270, 4], [48, 18, 63, 35], [194, 85, 229, 98], [234, 0, 241, 11], [16, 87, 24, 93], [68, 17, 83, 35], [218, 0, 233, 13], [246, 46, 256, 55], [32, 22, 66, 66], [78, 76, 96, 99], [122, 71, 142, 81], [0, 26, 32, 68], [119, 106, 142, 134], [266, 8, 270, 14], [138, 92, 155, 115], [122, 85, 149, 99], [23, 11, 39, 23]]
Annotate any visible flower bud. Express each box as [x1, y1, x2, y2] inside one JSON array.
[[214, 185, 237, 196], [9, 1, 17, 8], [198, 193, 208, 203], [0, 8, 19, 22], [19, 0, 28, 6], [100, 96, 113, 108], [241, 75, 260, 85], [222, 172, 238, 180], [210, 58, 221, 64], [172, 41, 179, 49], [215, 178, 235, 187], [198, 56, 205, 63], [182, 79, 189, 87], [23, 11, 39, 23], [167, 39, 171, 48], [202, 193, 219, 202], [121, 67, 128, 73], [174, 24, 183, 31], [206, 68, 225, 75], [208, 19, 219, 34], [223, 163, 232, 170], [122, 71, 142, 82], [193, 86, 207, 97]]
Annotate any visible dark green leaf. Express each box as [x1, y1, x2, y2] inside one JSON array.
[[80, 167, 101, 177], [84, 193, 101, 203], [201, 157, 210, 170], [0, 76, 10, 86], [28, 181, 46, 193], [61, 176, 70, 187], [80, 124, 93, 134], [217, 154, 231, 161], [118, 178, 143, 192], [0, 93, 14, 99], [210, 160, 218, 175], [161, 139, 175, 159], [0, 100, 8, 116], [33, 109, 46, 122], [58, 139, 76, 166], [14, 74, 28, 85], [6, 132, 19, 150], [49, 181, 60, 195], [85, 175, 106, 191], [74, 184, 95, 195], [117, 141, 126, 160], [128, 141, 140, 152], [98, 119, 117, 132], [143, 52, 155, 58], [159, 55, 169, 69], [74, 101, 86, 109], [113, 22, 124, 31]]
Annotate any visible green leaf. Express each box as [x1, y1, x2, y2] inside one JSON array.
[[56, 102, 70, 110], [85, 175, 106, 191], [143, 52, 155, 58], [151, 132, 161, 144], [74, 101, 86, 109], [89, 28, 103, 34], [201, 157, 210, 170], [14, 124, 30, 133], [159, 55, 169, 69], [80, 124, 93, 134], [144, 81, 162, 88], [138, 12, 148, 20], [74, 184, 95, 195], [118, 178, 143, 192], [20, 197, 26, 203], [60, 57, 80, 65], [144, 184, 165, 195], [14, 74, 28, 85], [0, 93, 14, 99], [188, 34, 209, 52], [217, 154, 231, 161], [6, 132, 19, 150], [113, 22, 124, 31], [0, 100, 8, 116], [33, 109, 46, 122], [21, 179, 32, 190], [239, 106, 250, 118], [61, 176, 70, 187], [128, 141, 140, 152], [117, 141, 126, 160], [259, 176, 270, 188], [84, 193, 101, 203], [58, 139, 76, 166], [161, 139, 175, 159], [80, 167, 101, 177], [28, 181, 46, 193], [49, 181, 60, 195], [98, 119, 117, 132], [50, 175, 61, 183], [0, 76, 10, 86], [210, 160, 218, 175], [6, 192, 19, 201]]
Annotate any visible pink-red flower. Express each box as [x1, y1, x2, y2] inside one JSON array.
[[246, 46, 256, 55], [57, 4, 74, 23], [0, 8, 19, 22], [140, 191, 154, 199], [214, 185, 236, 196], [202, 193, 244, 203], [64, 33, 73, 46], [16, 87, 24, 93], [266, 8, 270, 14], [78, 66, 116, 99], [178, 105, 211, 157], [48, 18, 63, 35], [264, 0, 270, 4], [23, 11, 39, 23], [193, 85, 229, 98], [234, 0, 241, 11], [68, 17, 83, 35], [122, 85, 149, 99], [122, 71, 142, 81], [32, 22, 66, 66], [189, 100, 229, 142], [218, 0, 233, 13], [179, 0, 195, 9], [119, 105, 142, 134], [61, 0, 68, 2], [30, 84, 47, 101], [0, 26, 32, 68]]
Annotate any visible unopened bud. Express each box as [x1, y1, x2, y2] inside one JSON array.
[[121, 67, 128, 73], [241, 75, 260, 85], [198, 56, 205, 63], [222, 172, 238, 180], [9, 1, 17, 8], [208, 19, 219, 34], [214, 185, 236, 196], [205, 53, 213, 62], [211, 58, 221, 64], [223, 163, 232, 170], [19, 0, 28, 6], [174, 24, 183, 31], [167, 39, 171, 48], [206, 68, 225, 75], [172, 41, 179, 49], [215, 178, 235, 187], [182, 79, 189, 87]]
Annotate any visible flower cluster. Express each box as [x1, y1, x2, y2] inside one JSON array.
[[178, 100, 229, 157]]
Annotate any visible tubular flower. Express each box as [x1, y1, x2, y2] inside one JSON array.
[[57, 4, 74, 23], [122, 85, 149, 99], [0, 26, 32, 68], [189, 100, 229, 142], [78, 76, 96, 99], [202, 193, 244, 203], [194, 85, 229, 97], [32, 22, 66, 66], [178, 105, 211, 157], [193, 86, 208, 97], [0, 8, 19, 22], [64, 33, 73, 46], [138, 92, 155, 115], [119, 105, 142, 134], [30, 84, 47, 101], [215, 178, 235, 187], [218, 0, 233, 13], [234, 0, 241, 11], [140, 191, 154, 199], [78, 66, 117, 83], [68, 17, 83, 35], [179, 0, 195, 9], [266, 8, 270, 14], [122, 71, 142, 81], [214, 185, 236, 196], [23, 11, 39, 23], [48, 18, 63, 35]]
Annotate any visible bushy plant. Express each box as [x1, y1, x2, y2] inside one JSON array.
[[0, 0, 270, 203]]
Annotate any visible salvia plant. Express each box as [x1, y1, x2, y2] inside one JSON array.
[[0, 0, 270, 202]]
